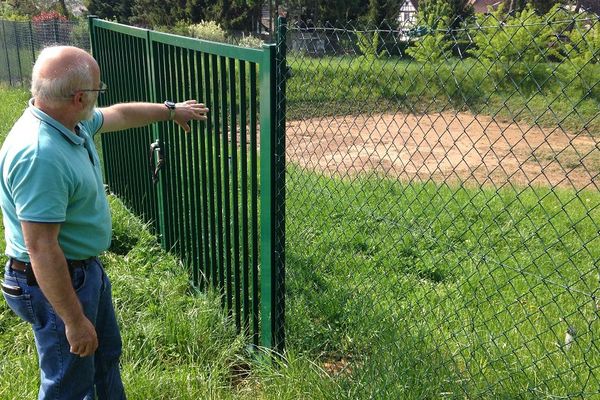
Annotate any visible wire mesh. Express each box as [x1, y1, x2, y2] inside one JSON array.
[[0, 18, 89, 87], [281, 8, 599, 398]]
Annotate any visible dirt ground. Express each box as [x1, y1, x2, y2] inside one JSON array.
[[287, 112, 599, 190]]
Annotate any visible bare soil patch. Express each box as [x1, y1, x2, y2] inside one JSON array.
[[287, 112, 599, 190]]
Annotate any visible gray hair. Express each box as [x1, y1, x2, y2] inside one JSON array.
[[31, 47, 94, 103]]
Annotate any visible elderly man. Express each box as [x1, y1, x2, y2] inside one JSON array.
[[0, 46, 208, 399]]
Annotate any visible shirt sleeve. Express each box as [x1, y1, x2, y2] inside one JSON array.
[[9, 155, 70, 223], [79, 109, 104, 138]]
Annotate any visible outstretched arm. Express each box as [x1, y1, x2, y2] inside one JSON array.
[[98, 100, 209, 133]]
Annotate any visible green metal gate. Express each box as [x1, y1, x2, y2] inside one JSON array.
[[88, 17, 285, 352]]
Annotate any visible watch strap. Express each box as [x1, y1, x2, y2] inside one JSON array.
[[164, 101, 176, 121]]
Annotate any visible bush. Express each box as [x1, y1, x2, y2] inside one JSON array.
[[406, 28, 451, 63], [32, 11, 68, 23], [469, 4, 555, 93], [238, 34, 264, 48], [355, 31, 387, 59], [0, 4, 28, 21], [188, 20, 226, 43], [69, 18, 89, 49], [555, 13, 600, 102]]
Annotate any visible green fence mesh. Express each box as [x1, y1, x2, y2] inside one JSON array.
[[281, 8, 599, 398], [0, 18, 89, 87]]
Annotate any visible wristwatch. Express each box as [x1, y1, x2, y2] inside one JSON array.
[[164, 100, 176, 120]]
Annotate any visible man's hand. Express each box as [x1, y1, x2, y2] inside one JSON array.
[[173, 100, 209, 132], [65, 316, 98, 357], [100, 100, 209, 134]]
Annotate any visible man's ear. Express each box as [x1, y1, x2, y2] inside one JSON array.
[[72, 91, 85, 107]]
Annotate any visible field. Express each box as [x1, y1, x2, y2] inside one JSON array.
[[0, 84, 598, 398], [288, 111, 598, 189]]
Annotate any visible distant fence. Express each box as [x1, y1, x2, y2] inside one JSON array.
[[0, 18, 89, 86]]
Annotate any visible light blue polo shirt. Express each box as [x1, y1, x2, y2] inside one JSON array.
[[0, 100, 112, 261]]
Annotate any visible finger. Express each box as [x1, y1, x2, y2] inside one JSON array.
[[184, 99, 197, 105]]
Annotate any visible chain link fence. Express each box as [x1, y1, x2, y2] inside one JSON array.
[[0, 18, 89, 87], [282, 8, 599, 398]]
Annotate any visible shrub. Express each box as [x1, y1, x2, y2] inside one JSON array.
[[355, 31, 387, 59], [32, 11, 68, 23], [554, 13, 600, 102], [69, 18, 89, 48], [406, 28, 451, 63], [238, 34, 264, 48], [188, 20, 226, 43], [0, 4, 28, 21], [469, 4, 555, 93]]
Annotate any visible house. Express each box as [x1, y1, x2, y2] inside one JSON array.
[[398, 0, 418, 28]]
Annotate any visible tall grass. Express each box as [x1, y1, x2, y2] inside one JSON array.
[[0, 86, 335, 399], [1, 85, 597, 398]]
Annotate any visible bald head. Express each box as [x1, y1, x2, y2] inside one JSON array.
[[31, 46, 100, 104]]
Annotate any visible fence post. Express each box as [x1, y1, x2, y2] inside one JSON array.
[[29, 20, 35, 66], [87, 16, 98, 55], [1, 20, 13, 86], [259, 42, 279, 352], [274, 13, 288, 354], [12, 21, 23, 86]]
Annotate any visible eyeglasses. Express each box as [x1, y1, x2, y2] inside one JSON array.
[[74, 81, 108, 95]]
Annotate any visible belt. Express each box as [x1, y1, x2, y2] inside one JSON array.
[[9, 258, 94, 273], [9, 257, 95, 286]]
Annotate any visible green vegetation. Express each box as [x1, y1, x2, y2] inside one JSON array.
[[287, 54, 600, 134], [1, 76, 598, 398]]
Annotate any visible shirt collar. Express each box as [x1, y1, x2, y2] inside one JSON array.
[[28, 98, 84, 146]]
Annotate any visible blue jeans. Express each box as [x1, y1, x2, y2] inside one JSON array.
[[2, 258, 126, 400]]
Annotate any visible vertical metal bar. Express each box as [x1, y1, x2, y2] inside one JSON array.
[[190, 49, 203, 287], [220, 55, 232, 313], [181, 47, 194, 278], [249, 62, 259, 346], [230, 56, 241, 330], [259, 44, 277, 350], [128, 37, 138, 207], [206, 53, 218, 290], [212, 53, 224, 297], [239, 60, 250, 334], [168, 45, 181, 255], [149, 37, 168, 248], [185, 48, 199, 286], [198, 51, 211, 290]]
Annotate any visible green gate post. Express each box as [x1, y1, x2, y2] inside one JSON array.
[[260, 14, 288, 354], [259, 42, 278, 351], [274, 14, 287, 354]]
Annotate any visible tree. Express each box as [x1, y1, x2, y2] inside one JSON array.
[[86, 0, 133, 23], [417, 0, 452, 30], [505, 0, 563, 15], [204, 0, 261, 31], [447, 0, 474, 28]]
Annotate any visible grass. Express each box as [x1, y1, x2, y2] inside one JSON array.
[[1, 85, 598, 398], [285, 166, 599, 398], [287, 55, 600, 135]]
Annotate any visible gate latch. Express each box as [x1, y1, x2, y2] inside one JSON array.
[[149, 139, 165, 184]]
